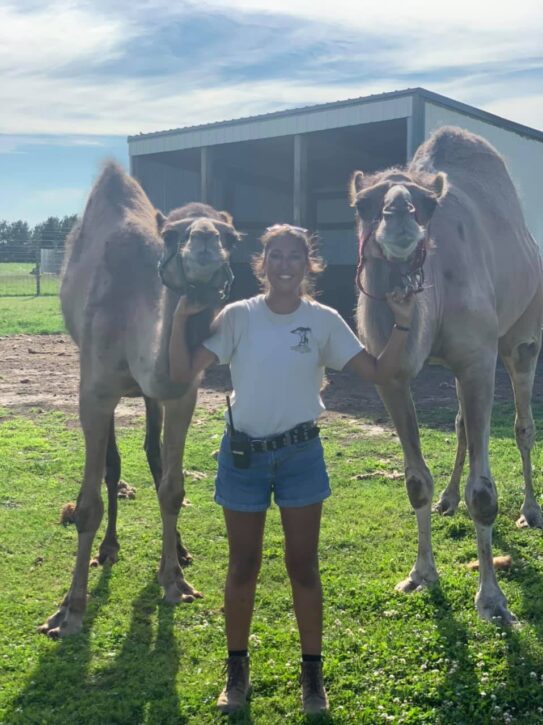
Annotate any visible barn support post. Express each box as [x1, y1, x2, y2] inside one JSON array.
[[200, 146, 214, 205], [407, 92, 425, 161], [293, 134, 308, 226]]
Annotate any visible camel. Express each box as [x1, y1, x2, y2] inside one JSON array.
[[350, 126, 543, 624], [39, 162, 240, 637]]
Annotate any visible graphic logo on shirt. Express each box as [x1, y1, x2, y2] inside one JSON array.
[[290, 327, 312, 354]]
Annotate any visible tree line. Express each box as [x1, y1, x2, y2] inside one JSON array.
[[0, 215, 78, 261]]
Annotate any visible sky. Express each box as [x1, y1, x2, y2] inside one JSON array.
[[1, 0, 542, 226]]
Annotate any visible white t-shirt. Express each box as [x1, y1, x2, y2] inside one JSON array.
[[203, 295, 363, 438]]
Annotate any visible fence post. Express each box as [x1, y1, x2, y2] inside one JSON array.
[[35, 243, 41, 296]]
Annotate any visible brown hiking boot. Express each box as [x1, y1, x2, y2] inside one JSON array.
[[300, 660, 329, 715], [217, 655, 252, 714]]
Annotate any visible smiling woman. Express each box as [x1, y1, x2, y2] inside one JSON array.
[[168, 221, 416, 715]]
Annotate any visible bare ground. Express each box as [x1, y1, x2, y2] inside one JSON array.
[[1, 334, 541, 431]]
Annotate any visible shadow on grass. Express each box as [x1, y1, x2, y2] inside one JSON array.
[[425, 582, 480, 724], [6, 574, 190, 724], [6, 566, 113, 724], [428, 528, 543, 723]]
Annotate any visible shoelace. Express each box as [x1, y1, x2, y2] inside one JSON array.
[[225, 658, 246, 691], [301, 664, 323, 694]]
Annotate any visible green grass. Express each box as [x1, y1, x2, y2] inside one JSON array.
[[0, 262, 60, 297], [2, 403, 543, 723], [0, 295, 64, 335]]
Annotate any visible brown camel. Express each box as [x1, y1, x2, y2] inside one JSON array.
[[350, 126, 543, 624], [39, 162, 240, 637]]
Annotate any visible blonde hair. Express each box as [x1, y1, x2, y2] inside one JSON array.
[[251, 224, 325, 298]]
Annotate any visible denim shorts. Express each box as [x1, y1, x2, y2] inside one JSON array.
[[215, 433, 331, 512]]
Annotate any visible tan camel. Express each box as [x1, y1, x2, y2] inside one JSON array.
[[39, 162, 240, 637], [350, 126, 543, 624]]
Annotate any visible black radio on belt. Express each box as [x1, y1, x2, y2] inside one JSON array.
[[226, 395, 251, 469]]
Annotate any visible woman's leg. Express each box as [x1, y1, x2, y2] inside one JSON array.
[[280, 502, 323, 655], [223, 508, 267, 650]]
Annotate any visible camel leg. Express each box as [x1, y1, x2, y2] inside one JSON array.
[[456, 354, 517, 625], [378, 381, 438, 592], [157, 389, 202, 604], [39, 392, 118, 637], [501, 342, 543, 528], [434, 380, 465, 516], [92, 416, 121, 566], [144, 396, 192, 567]]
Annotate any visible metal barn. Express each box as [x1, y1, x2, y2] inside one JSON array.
[[128, 87, 543, 320]]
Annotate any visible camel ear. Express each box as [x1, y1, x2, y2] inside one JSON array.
[[432, 172, 448, 201], [219, 210, 234, 225], [349, 171, 366, 205], [156, 211, 167, 231]]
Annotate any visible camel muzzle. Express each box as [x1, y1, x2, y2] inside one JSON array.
[[158, 245, 234, 306]]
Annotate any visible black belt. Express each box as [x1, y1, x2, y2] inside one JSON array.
[[226, 421, 319, 453]]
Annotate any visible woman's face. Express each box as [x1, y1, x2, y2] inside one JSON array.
[[263, 234, 307, 296]]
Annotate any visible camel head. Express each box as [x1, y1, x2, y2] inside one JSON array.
[[157, 210, 241, 304], [350, 170, 448, 263]]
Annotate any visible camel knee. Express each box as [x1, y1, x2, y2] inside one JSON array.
[[406, 472, 433, 510], [285, 555, 320, 589], [74, 494, 104, 534], [158, 475, 185, 516], [228, 555, 261, 588], [515, 417, 535, 452], [466, 476, 497, 526]]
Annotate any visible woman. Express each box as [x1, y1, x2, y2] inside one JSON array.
[[169, 224, 414, 715]]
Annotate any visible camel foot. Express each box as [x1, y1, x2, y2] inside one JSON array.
[[395, 572, 438, 594], [516, 507, 543, 529], [433, 492, 460, 516], [476, 595, 518, 627], [90, 540, 120, 567], [163, 577, 203, 605], [38, 599, 85, 638]]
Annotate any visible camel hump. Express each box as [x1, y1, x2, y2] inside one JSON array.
[[88, 160, 154, 216], [65, 161, 157, 266], [411, 126, 509, 182]]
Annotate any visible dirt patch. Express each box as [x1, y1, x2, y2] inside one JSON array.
[[0, 334, 541, 429]]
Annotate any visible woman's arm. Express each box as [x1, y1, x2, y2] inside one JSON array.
[[344, 289, 415, 385], [169, 297, 218, 383]]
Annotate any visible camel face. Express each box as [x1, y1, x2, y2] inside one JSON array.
[[182, 218, 229, 283], [352, 173, 443, 263], [374, 185, 425, 262], [163, 218, 230, 285]]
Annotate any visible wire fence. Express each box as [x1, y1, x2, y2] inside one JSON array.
[[0, 233, 69, 297]]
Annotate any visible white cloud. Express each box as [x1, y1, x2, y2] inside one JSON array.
[[0, 0, 541, 138], [201, 0, 543, 32], [0, 2, 130, 74], [0, 135, 107, 154]]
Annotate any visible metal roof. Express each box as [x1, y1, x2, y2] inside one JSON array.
[[127, 87, 543, 155]]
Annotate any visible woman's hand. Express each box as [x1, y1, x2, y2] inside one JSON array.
[[174, 295, 207, 319], [385, 288, 415, 328]]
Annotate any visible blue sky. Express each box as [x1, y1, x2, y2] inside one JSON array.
[[1, 0, 542, 225]]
